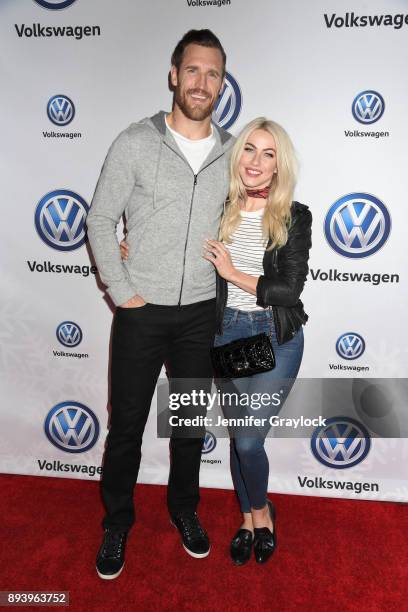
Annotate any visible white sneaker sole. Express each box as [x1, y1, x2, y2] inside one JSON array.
[[96, 563, 125, 580], [170, 520, 210, 558], [182, 543, 210, 559]]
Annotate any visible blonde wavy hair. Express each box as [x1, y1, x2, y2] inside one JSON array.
[[219, 117, 298, 250]]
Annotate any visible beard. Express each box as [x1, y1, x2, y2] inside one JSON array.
[[174, 87, 217, 121]]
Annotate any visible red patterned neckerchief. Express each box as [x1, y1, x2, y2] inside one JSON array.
[[245, 187, 270, 199]]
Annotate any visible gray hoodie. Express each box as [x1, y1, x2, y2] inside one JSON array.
[[87, 111, 234, 306]]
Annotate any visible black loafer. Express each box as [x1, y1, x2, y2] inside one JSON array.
[[230, 528, 253, 565], [96, 529, 127, 580], [171, 512, 210, 558], [253, 500, 277, 564]]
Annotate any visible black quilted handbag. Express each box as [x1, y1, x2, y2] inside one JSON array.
[[210, 332, 275, 379]]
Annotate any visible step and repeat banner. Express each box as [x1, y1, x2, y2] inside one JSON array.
[[1, 0, 407, 502]]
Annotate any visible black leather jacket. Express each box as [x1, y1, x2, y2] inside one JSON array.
[[215, 201, 312, 345]]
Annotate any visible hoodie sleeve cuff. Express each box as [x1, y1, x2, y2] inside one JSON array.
[[107, 282, 139, 307]]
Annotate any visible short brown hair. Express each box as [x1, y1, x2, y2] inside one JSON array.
[[171, 29, 226, 76]]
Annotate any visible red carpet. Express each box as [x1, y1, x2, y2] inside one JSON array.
[[1, 474, 407, 611]]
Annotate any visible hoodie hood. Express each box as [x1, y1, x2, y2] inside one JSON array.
[[147, 110, 234, 148]]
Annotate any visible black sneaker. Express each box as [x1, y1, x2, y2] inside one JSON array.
[[171, 512, 210, 558], [96, 529, 127, 580]]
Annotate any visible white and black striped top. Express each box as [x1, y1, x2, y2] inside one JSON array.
[[226, 208, 267, 311]]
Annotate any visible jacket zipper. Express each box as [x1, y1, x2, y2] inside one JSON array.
[[162, 140, 227, 307], [178, 173, 197, 306]]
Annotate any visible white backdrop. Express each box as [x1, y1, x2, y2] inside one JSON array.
[[1, 0, 407, 502]]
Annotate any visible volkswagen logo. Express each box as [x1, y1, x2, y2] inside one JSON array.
[[56, 321, 83, 348], [33, 0, 77, 9], [311, 417, 371, 469], [35, 189, 89, 251], [47, 95, 75, 126], [202, 431, 216, 454], [44, 401, 99, 453], [336, 333, 365, 360], [213, 72, 242, 130], [352, 90, 385, 124], [324, 193, 391, 258]]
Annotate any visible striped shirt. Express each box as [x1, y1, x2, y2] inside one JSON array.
[[226, 208, 267, 311]]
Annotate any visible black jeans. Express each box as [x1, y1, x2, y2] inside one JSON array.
[[101, 298, 216, 533]]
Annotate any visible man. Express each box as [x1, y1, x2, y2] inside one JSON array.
[[87, 29, 234, 579]]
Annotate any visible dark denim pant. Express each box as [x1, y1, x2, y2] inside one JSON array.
[[101, 298, 216, 532], [214, 307, 304, 513]]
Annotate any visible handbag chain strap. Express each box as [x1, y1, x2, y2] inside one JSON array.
[[267, 248, 278, 341], [268, 305, 274, 341]]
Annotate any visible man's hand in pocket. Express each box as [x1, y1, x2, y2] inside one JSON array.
[[120, 294, 146, 308]]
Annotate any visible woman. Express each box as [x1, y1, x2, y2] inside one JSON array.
[[203, 117, 312, 566], [121, 117, 312, 566]]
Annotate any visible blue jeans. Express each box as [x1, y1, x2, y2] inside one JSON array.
[[214, 306, 304, 513]]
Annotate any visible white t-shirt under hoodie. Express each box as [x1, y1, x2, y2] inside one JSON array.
[[165, 117, 216, 174]]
